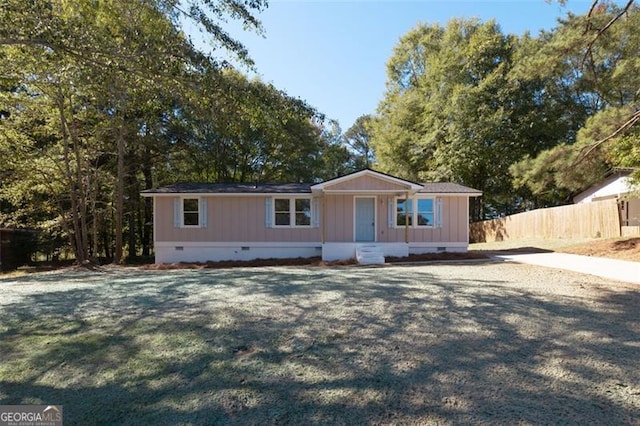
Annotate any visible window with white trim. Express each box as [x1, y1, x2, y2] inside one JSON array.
[[274, 198, 290, 226], [416, 198, 434, 227], [174, 197, 207, 228], [273, 198, 312, 227], [396, 198, 412, 226], [295, 199, 311, 226], [183, 198, 200, 226], [395, 197, 436, 228]]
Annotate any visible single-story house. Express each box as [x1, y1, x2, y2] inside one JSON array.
[[574, 170, 640, 227], [141, 169, 482, 263]]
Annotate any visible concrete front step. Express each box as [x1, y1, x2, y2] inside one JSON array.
[[356, 245, 385, 265]]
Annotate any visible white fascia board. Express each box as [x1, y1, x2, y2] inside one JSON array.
[[322, 189, 411, 194], [418, 193, 482, 197], [141, 192, 313, 198], [311, 169, 423, 192]]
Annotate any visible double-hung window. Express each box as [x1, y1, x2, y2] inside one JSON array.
[[274, 198, 312, 227], [396, 198, 412, 226], [395, 197, 436, 228], [174, 197, 207, 228], [183, 198, 200, 226], [275, 199, 291, 226], [416, 198, 434, 227], [295, 199, 311, 226]]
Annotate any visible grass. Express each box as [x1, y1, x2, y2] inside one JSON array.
[[469, 237, 598, 252], [1, 264, 639, 424], [471, 236, 640, 261]]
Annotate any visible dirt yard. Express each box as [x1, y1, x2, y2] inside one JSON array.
[[1, 263, 639, 424], [471, 236, 640, 262], [557, 237, 640, 261]]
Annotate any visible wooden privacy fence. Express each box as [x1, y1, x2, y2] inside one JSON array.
[[470, 199, 621, 242]]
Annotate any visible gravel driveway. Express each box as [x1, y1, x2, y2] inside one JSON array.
[[1, 262, 639, 424]]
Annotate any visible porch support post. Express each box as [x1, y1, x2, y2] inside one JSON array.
[[322, 195, 326, 243], [405, 191, 409, 244]]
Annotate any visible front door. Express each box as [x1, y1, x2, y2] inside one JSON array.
[[355, 197, 375, 242]]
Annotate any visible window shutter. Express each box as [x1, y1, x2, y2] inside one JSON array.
[[388, 197, 395, 228], [436, 197, 443, 228], [265, 197, 273, 228], [173, 198, 181, 228], [312, 198, 320, 228], [199, 198, 208, 228]]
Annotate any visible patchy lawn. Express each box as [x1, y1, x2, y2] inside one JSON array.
[[556, 237, 640, 262], [471, 237, 640, 262], [1, 264, 639, 424]]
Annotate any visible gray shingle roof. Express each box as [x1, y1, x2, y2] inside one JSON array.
[[419, 182, 483, 194], [141, 182, 313, 194], [142, 181, 481, 195]]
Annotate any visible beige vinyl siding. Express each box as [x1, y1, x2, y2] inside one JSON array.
[[321, 194, 468, 243], [155, 196, 320, 243], [321, 195, 353, 242], [380, 196, 468, 243], [154, 193, 469, 244], [323, 194, 354, 242], [325, 175, 410, 191]]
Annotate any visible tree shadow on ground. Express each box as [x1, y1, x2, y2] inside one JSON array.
[[612, 237, 640, 250], [489, 246, 554, 254], [0, 265, 639, 424]]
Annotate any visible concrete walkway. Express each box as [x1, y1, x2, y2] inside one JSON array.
[[492, 252, 640, 285]]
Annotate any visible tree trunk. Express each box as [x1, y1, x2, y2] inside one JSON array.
[[114, 117, 125, 264], [102, 228, 111, 260], [128, 205, 136, 259], [142, 143, 153, 257], [92, 204, 98, 260], [127, 168, 137, 260], [56, 89, 87, 263], [68, 97, 90, 261]]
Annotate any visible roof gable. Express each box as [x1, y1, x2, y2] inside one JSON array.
[[574, 171, 636, 203], [311, 169, 423, 193]]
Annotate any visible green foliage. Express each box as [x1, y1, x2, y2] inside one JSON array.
[[343, 115, 375, 169], [0, 0, 341, 262], [314, 121, 350, 181], [511, 4, 640, 198], [160, 69, 325, 184], [371, 18, 581, 218], [372, 5, 639, 218]]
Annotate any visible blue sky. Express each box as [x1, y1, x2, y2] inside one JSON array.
[[215, 0, 599, 131]]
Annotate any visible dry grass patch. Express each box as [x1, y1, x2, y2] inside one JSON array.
[[471, 237, 640, 262], [1, 265, 639, 424], [557, 237, 640, 262]]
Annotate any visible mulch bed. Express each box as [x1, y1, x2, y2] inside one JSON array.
[[6, 252, 490, 274], [141, 251, 489, 270]]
